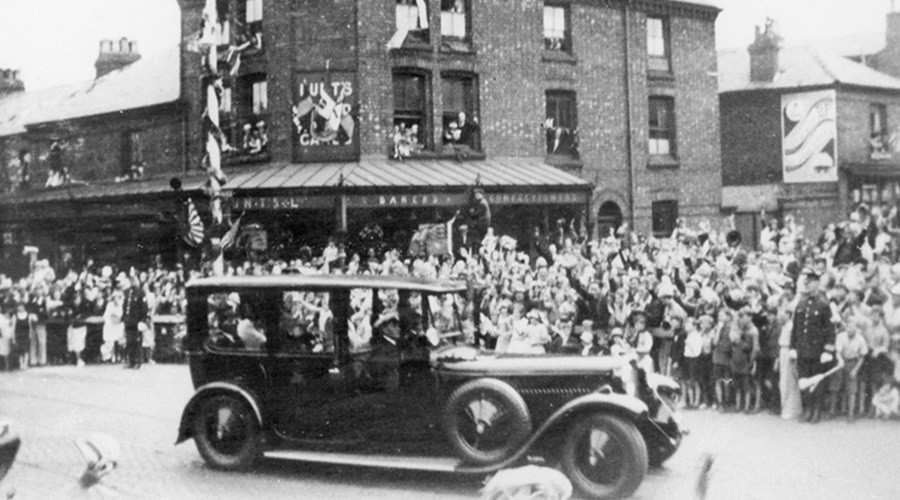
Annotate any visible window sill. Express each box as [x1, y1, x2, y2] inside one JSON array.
[[224, 150, 271, 166], [545, 154, 582, 171], [647, 155, 680, 169], [647, 69, 674, 81], [440, 38, 475, 54], [542, 50, 577, 64], [392, 147, 486, 161]]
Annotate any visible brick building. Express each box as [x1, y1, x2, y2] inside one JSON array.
[[0, 42, 193, 272], [179, 0, 723, 249], [718, 20, 900, 248], [1, 0, 723, 271]]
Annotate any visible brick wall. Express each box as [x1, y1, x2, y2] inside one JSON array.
[[719, 91, 783, 186], [836, 89, 900, 164]]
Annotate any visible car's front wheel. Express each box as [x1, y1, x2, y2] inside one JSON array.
[[192, 395, 262, 470], [559, 413, 648, 500]]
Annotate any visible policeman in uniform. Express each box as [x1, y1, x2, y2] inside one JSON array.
[[789, 266, 836, 423], [120, 274, 149, 369]]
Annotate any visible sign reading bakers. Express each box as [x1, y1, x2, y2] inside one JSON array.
[[781, 89, 837, 183], [292, 71, 359, 162]]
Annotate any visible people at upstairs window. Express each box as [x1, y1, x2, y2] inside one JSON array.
[[443, 111, 479, 150]]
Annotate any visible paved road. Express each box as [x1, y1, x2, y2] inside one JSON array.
[[0, 364, 898, 499]]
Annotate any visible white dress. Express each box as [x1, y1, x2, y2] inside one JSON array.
[[102, 301, 124, 361]]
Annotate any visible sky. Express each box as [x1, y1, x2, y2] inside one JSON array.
[[0, 0, 894, 91]]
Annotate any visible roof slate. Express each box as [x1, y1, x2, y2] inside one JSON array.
[[0, 46, 180, 137], [718, 45, 900, 94]]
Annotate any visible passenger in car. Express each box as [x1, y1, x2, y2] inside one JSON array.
[[236, 303, 266, 350]]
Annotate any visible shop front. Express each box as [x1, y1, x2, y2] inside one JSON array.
[[226, 158, 592, 259]]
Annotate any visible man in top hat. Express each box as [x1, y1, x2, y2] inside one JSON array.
[[790, 266, 836, 422], [119, 273, 148, 369]]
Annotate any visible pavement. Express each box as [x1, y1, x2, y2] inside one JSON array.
[[0, 364, 898, 499]]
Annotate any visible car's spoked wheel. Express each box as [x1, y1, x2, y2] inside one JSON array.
[[560, 414, 647, 500], [456, 392, 515, 454], [444, 378, 531, 465], [193, 395, 262, 470]]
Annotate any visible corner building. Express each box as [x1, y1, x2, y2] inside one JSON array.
[[180, 0, 722, 244]]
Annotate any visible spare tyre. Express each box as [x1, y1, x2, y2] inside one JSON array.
[[442, 378, 532, 465]]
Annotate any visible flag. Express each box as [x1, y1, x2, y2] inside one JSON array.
[[220, 214, 243, 250], [183, 199, 205, 247]]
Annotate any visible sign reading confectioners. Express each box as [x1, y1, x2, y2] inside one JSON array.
[[292, 71, 359, 162]]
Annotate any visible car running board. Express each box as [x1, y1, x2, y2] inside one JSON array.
[[263, 450, 464, 472]]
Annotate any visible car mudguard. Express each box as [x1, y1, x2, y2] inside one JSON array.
[[175, 382, 264, 445], [457, 392, 649, 474]]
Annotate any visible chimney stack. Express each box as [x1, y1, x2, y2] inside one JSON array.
[[0, 69, 25, 96], [94, 37, 141, 79], [748, 18, 784, 83]]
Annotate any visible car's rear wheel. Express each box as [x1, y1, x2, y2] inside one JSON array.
[[443, 378, 531, 465], [192, 395, 262, 470], [560, 413, 648, 500]]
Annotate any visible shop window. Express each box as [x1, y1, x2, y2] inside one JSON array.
[[441, 0, 468, 39], [543, 4, 570, 52], [651, 200, 678, 238], [441, 73, 480, 151], [393, 71, 429, 158], [545, 90, 578, 158], [648, 96, 676, 159], [647, 16, 670, 73], [869, 103, 890, 156], [224, 74, 269, 156], [395, 0, 429, 45], [220, 86, 233, 114], [245, 0, 263, 29], [119, 131, 144, 181]]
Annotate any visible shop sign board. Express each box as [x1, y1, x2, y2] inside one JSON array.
[[781, 89, 838, 183], [292, 71, 359, 162], [231, 195, 332, 211]]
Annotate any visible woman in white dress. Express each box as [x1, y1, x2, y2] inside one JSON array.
[[778, 306, 802, 419], [102, 292, 124, 363]]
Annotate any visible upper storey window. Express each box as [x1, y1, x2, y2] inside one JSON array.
[[544, 4, 571, 52], [441, 0, 468, 39], [647, 16, 670, 73]]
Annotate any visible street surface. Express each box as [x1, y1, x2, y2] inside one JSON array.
[[1, 364, 898, 499]]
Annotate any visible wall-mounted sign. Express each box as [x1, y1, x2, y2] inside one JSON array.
[[292, 71, 359, 162], [781, 90, 838, 184], [231, 195, 332, 211]]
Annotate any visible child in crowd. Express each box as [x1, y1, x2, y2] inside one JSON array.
[[697, 314, 716, 408], [630, 312, 654, 372], [712, 308, 734, 412], [872, 374, 900, 419], [830, 316, 869, 421], [731, 308, 760, 413], [681, 317, 703, 408]]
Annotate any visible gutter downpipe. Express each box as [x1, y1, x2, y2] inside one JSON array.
[[623, 0, 636, 227]]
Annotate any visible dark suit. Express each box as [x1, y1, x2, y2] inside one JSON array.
[[121, 286, 148, 368], [790, 291, 835, 418]]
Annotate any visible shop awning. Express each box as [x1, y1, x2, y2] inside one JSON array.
[[227, 157, 592, 210], [843, 162, 900, 179], [0, 171, 208, 206], [227, 157, 590, 190]]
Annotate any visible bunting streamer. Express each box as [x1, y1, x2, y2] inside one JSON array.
[[183, 199, 205, 247]]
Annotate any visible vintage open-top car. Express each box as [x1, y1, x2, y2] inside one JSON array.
[[176, 274, 682, 499]]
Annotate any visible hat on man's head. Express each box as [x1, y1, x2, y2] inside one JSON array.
[[527, 309, 541, 320], [610, 327, 624, 337], [801, 266, 820, 279]]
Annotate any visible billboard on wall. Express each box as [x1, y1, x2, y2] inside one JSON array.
[[292, 72, 359, 162], [781, 89, 838, 184]]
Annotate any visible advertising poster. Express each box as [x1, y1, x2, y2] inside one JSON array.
[[781, 89, 838, 183], [292, 71, 359, 162]]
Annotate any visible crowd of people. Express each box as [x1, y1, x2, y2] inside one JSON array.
[[0, 259, 187, 371], [3, 201, 900, 424]]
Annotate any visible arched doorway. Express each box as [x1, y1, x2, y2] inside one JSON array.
[[597, 201, 623, 238]]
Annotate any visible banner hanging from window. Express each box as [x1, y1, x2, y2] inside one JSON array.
[[781, 89, 837, 184], [292, 71, 359, 162]]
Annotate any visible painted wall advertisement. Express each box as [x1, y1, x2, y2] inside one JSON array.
[[292, 71, 359, 162], [781, 89, 838, 184]]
